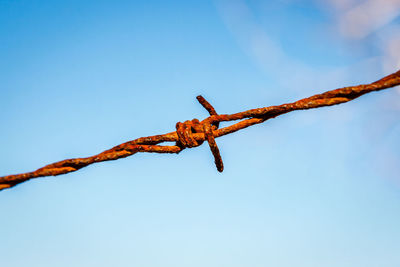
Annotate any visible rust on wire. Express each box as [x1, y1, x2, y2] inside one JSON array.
[[1, 70, 400, 191]]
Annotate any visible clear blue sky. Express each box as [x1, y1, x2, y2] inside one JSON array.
[[1, 1, 400, 266]]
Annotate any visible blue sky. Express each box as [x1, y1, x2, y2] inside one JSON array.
[[1, 1, 400, 266]]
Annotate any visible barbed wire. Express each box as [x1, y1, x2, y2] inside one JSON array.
[[1, 69, 399, 191]]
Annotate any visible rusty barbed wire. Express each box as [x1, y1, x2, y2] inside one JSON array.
[[1, 70, 400, 191]]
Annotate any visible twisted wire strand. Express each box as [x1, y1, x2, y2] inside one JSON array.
[[1, 69, 399, 191]]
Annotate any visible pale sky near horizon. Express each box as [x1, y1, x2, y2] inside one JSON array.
[[1, 1, 400, 266]]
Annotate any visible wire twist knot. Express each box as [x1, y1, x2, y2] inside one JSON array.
[[175, 119, 204, 148]]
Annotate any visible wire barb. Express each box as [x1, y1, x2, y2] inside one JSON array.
[[196, 95, 220, 128], [202, 121, 224, 172], [1, 70, 400, 191]]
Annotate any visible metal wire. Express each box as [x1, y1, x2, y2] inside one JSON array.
[[1, 69, 399, 191]]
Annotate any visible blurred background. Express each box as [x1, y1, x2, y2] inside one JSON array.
[[0, 0, 399, 266]]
